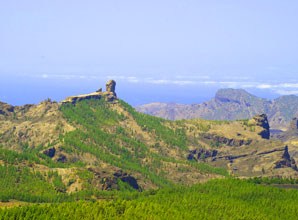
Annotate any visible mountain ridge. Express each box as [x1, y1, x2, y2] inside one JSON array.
[[136, 88, 298, 130], [0, 81, 297, 204]]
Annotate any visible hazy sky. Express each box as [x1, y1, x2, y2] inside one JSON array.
[[1, 1, 298, 105]]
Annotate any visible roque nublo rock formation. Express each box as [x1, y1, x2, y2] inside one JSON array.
[[62, 80, 117, 104]]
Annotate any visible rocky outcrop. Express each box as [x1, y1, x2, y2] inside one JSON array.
[[0, 102, 14, 116], [113, 170, 139, 190], [43, 147, 56, 158], [61, 80, 117, 104], [56, 154, 67, 163], [249, 114, 270, 139], [187, 148, 218, 161], [215, 146, 295, 165], [88, 168, 140, 191], [201, 133, 252, 147], [207, 144, 298, 176], [61, 92, 103, 104], [274, 146, 297, 170], [106, 80, 116, 94], [101, 170, 140, 191], [104, 80, 117, 102]]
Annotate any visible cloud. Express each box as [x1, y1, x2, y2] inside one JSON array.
[[37, 73, 77, 79], [126, 77, 139, 83], [279, 83, 298, 88], [256, 84, 273, 89], [175, 75, 211, 80], [274, 90, 298, 95], [28, 73, 298, 96], [145, 79, 191, 85], [136, 78, 298, 96], [222, 76, 252, 80], [34, 73, 106, 80]]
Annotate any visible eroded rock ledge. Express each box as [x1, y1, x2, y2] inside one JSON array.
[[61, 80, 117, 104], [249, 114, 270, 139]]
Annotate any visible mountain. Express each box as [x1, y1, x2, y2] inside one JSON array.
[[0, 80, 297, 204], [136, 88, 298, 130]]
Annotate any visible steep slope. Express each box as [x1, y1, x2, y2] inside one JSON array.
[[136, 89, 298, 130]]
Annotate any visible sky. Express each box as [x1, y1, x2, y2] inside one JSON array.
[[1, 0, 298, 106]]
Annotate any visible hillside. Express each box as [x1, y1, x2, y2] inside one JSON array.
[[0, 80, 297, 204], [136, 88, 298, 130]]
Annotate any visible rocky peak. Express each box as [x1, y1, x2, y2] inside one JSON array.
[[253, 114, 270, 128], [62, 80, 117, 104], [106, 80, 116, 94], [215, 88, 257, 104], [104, 80, 117, 102], [250, 114, 270, 139]]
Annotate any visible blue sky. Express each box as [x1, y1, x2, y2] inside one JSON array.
[[1, 1, 298, 105]]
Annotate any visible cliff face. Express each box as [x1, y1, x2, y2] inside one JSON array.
[[249, 114, 270, 139]]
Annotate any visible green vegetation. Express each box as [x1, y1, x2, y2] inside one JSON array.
[[60, 99, 227, 188], [0, 165, 69, 203], [0, 146, 41, 165], [0, 164, 134, 203], [188, 161, 228, 176], [0, 144, 81, 168], [248, 176, 298, 185], [0, 98, 230, 205], [60, 99, 173, 187], [1, 98, 298, 219], [120, 100, 188, 150], [1, 179, 297, 219]]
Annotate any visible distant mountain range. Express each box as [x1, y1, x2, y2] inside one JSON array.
[[136, 88, 298, 130]]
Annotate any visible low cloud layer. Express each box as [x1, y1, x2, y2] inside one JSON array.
[[32, 73, 298, 96]]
